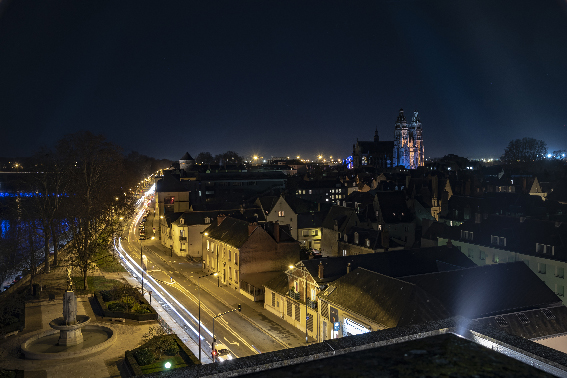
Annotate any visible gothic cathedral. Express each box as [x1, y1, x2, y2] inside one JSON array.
[[352, 108, 424, 169], [393, 109, 424, 169]]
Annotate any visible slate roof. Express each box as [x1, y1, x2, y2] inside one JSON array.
[[322, 206, 358, 231], [174, 211, 218, 226], [256, 196, 279, 214], [299, 245, 476, 285], [319, 268, 451, 328], [297, 212, 325, 229], [376, 191, 413, 223], [156, 172, 189, 193], [402, 262, 562, 319], [203, 217, 251, 248], [180, 152, 194, 160], [476, 305, 567, 340], [443, 215, 567, 262], [263, 272, 289, 296]]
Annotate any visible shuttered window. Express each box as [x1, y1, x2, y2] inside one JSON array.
[[287, 300, 292, 317], [295, 303, 301, 321], [271, 292, 275, 307]]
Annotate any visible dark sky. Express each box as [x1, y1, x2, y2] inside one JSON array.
[[1, 0, 566, 161]]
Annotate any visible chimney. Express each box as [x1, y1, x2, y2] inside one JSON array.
[[248, 222, 257, 236], [446, 239, 453, 248], [318, 261, 324, 279], [347, 262, 351, 274], [217, 214, 226, 226], [274, 221, 280, 242]]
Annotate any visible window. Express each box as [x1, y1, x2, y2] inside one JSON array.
[[538, 263, 547, 274], [556, 266, 564, 278], [311, 288, 316, 301], [499, 237, 506, 246], [287, 301, 292, 317], [342, 249, 347, 256], [516, 313, 530, 324], [295, 303, 301, 321], [536, 243, 543, 253], [234, 253, 238, 265], [207, 240, 210, 251], [491, 235, 498, 245], [467, 248, 474, 258], [479, 250, 486, 260], [557, 285, 565, 296], [312, 230, 318, 236], [205, 217, 211, 224], [307, 314, 314, 332], [495, 316, 508, 327], [235, 270, 238, 283], [493, 254, 499, 263], [366, 239, 371, 247], [272, 292, 276, 307], [228, 250, 231, 261], [542, 308, 556, 320], [302, 230, 309, 237], [229, 266, 232, 281], [309, 190, 312, 195], [354, 232, 359, 244], [278, 210, 285, 217]]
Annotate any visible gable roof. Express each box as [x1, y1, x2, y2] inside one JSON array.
[[319, 268, 450, 328], [204, 217, 251, 248], [299, 245, 476, 284], [257, 196, 279, 214], [322, 206, 358, 231], [402, 262, 562, 318]]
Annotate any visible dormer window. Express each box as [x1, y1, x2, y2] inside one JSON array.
[[205, 217, 211, 224]]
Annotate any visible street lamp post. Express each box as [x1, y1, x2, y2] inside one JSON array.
[[196, 272, 217, 363], [212, 304, 241, 362]]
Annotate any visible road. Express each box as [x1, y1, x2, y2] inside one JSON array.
[[115, 188, 295, 363]]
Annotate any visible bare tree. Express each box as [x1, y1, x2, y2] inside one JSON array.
[[25, 149, 66, 273], [57, 132, 126, 290]]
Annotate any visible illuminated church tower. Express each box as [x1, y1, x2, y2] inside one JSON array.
[[393, 109, 424, 169]]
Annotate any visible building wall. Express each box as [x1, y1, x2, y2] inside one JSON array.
[[156, 191, 190, 216], [438, 238, 567, 305], [170, 223, 209, 258], [267, 198, 297, 239], [320, 228, 339, 257], [298, 228, 322, 250], [318, 299, 382, 342]]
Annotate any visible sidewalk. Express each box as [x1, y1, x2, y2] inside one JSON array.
[[0, 292, 153, 378], [139, 219, 314, 351]]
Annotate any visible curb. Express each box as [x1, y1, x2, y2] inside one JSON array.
[[184, 273, 290, 350]]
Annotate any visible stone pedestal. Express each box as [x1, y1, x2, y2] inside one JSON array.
[[58, 327, 84, 346]]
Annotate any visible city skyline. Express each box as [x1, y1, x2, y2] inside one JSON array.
[[0, 1, 566, 161]]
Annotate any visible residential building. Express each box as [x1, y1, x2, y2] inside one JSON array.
[[436, 215, 567, 305], [203, 216, 300, 301]]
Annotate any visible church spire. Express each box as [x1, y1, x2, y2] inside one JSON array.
[[374, 126, 379, 142]]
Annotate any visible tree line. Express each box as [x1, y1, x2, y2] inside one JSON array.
[[0, 131, 171, 292]]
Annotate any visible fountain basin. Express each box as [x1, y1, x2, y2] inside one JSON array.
[[49, 314, 91, 346], [21, 325, 116, 360]]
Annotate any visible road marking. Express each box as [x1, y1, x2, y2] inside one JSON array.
[[224, 337, 240, 346]]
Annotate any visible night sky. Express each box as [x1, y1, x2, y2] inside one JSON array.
[[1, 0, 566, 161]]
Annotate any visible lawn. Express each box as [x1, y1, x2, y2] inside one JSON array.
[[93, 249, 127, 273], [71, 276, 123, 294], [140, 355, 188, 375]]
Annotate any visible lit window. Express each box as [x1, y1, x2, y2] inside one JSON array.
[[278, 211, 285, 217]]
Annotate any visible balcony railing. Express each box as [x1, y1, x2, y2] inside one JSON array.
[[288, 289, 300, 301], [307, 298, 317, 309]]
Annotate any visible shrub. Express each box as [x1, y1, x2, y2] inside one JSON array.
[[107, 302, 127, 312], [163, 338, 179, 356], [133, 304, 151, 314], [134, 347, 155, 366]]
